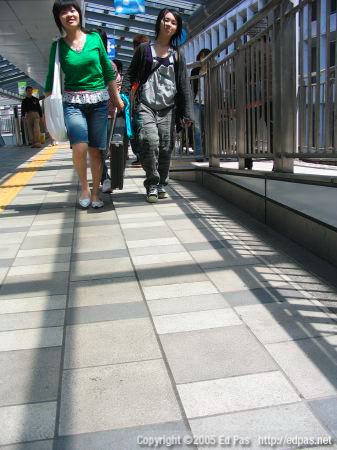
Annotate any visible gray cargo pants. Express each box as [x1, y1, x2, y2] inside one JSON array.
[[135, 102, 175, 189]]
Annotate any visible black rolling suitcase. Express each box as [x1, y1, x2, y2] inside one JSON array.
[[108, 111, 126, 190]]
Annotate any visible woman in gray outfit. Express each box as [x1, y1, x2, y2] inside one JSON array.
[[122, 8, 192, 203]]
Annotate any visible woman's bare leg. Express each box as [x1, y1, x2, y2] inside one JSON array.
[[72, 143, 90, 198], [88, 147, 102, 202]]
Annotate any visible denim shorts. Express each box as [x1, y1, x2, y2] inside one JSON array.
[[63, 100, 108, 150]]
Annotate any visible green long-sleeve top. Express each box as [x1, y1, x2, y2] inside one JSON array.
[[45, 32, 115, 93]]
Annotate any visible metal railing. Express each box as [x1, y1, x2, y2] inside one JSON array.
[[185, 0, 337, 171], [0, 116, 15, 135]]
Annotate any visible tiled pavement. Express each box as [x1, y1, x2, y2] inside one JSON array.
[[0, 145, 337, 449]]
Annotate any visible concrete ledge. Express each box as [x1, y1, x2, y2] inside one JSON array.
[[170, 166, 337, 267]]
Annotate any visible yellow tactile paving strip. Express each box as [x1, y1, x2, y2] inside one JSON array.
[[0, 145, 59, 213]]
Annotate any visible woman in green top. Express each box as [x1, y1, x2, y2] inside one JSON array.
[[45, 0, 124, 208]]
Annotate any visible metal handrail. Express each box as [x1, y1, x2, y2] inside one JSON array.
[[187, 0, 283, 70]]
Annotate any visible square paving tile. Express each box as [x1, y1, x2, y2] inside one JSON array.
[[0, 295, 67, 314], [64, 317, 160, 368], [65, 302, 148, 325], [160, 326, 278, 384], [19, 234, 73, 250], [235, 301, 337, 344], [68, 276, 143, 307], [59, 359, 181, 435], [55, 421, 192, 450], [7, 263, 70, 277], [190, 247, 260, 269], [16, 247, 72, 258], [189, 403, 332, 450], [0, 267, 8, 284], [224, 287, 307, 307], [0, 347, 61, 406], [173, 228, 223, 244], [206, 266, 283, 293], [128, 243, 186, 257], [178, 371, 300, 418], [0, 441, 53, 450], [72, 236, 126, 252], [266, 335, 337, 399], [120, 220, 166, 230], [131, 252, 193, 266], [0, 327, 63, 352], [0, 310, 65, 332], [143, 281, 218, 301], [148, 293, 230, 316], [13, 253, 71, 266], [0, 272, 69, 299], [70, 257, 134, 281], [126, 237, 180, 249], [0, 402, 56, 446], [153, 308, 242, 334], [309, 397, 337, 438], [123, 227, 175, 241], [137, 261, 207, 287]]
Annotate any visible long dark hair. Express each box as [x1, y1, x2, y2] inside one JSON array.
[[52, 0, 84, 34], [155, 8, 183, 49], [95, 28, 108, 51]]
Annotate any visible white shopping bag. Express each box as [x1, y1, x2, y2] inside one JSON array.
[[44, 41, 68, 142]]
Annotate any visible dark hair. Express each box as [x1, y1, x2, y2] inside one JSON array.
[[196, 48, 211, 61], [133, 34, 150, 50], [95, 28, 108, 51], [155, 9, 183, 49], [113, 59, 123, 74], [25, 86, 33, 92], [52, 0, 83, 34]]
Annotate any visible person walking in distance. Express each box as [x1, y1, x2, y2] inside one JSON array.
[[21, 86, 43, 148], [130, 34, 150, 167], [122, 9, 192, 202], [191, 48, 211, 162], [45, 0, 124, 209]]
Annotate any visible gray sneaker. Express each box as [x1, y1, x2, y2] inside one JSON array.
[[158, 184, 168, 199], [146, 185, 158, 203]]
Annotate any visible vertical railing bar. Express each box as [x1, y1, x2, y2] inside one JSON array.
[[245, 47, 251, 157], [261, 34, 266, 155], [266, 28, 272, 157], [256, 39, 261, 154], [334, 3, 337, 153], [307, 1, 313, 152], [325, 0, 331, 152], [217, 64, 224, 153], [298, 1, 305, 155], [315, 0, 321, 153]]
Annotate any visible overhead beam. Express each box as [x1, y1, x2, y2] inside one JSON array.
[[86, 22, 155, 40], [0, 87, 22, 100], [0, 74, 28, 86], [0, 72, 25, 82], [86, 10, 156, 32], [87, 0, 192, 20], [0, 64, 16, 72]]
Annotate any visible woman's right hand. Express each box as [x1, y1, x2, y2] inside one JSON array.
[[117, 100, 124, 112]]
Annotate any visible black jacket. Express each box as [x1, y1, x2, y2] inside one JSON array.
[[21, 96, 42, 117], [122, 43, 192, 130]]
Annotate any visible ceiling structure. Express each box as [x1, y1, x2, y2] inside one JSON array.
[[85, 0, 202, 65], [0, 0, 202, 101]]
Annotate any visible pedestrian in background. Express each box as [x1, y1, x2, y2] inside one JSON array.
[[21, 86, 43, 148], [129, 34, 150, 167], [191, 48, 211, 162]]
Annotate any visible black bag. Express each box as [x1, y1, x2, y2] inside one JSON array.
[[108, 112, 127, 190]]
